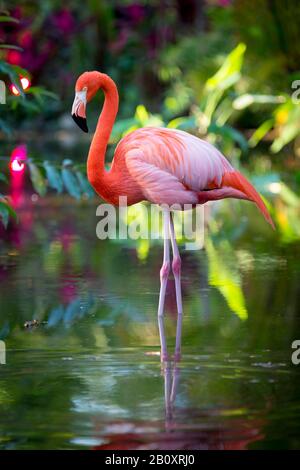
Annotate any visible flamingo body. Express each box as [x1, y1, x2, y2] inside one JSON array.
[[109, 127, 273, 226]]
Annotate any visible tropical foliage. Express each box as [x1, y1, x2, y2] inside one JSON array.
[[0, 1, 300, 235]]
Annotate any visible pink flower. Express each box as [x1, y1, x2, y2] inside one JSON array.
[[51, 8, 75, 34], [19, 30, 33, 48], [126, 4, 145, 23]]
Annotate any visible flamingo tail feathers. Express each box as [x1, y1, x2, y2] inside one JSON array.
[[222, 171, 275, 229]]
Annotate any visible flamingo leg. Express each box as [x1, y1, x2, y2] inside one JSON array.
[[169, 213, 183, 361], [170, 364, 180, 404], [164, 362, 180, 431], [158, 209, 170, 362], [164, 363, 172, 421]]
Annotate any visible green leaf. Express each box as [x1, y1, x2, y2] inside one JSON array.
[[0, 200, 17, 229], [75, 171, 94, 198], [0, 15, 19, 24], [279, 183, 300, 207], [0, 173, 8, 184], [135, 105, 149, 125], [43, 161, 63, 193], [123, 124, 138, 136], [10, 65, 30, 79], [26, 87, 58, 101], [202, 43, 246, 122], [209, 123, 249, 154], [214, 97, 235, 126], [110, 118, 137, 143], [61, 164, 81, 200], [249, 119, 274, 148], [4, 200, 17, 220], [0, 118, 12, 135], [0, 44, 23, 51], [233, 94, 285, 110], [167, 116, 196, 130], [205, 43, 246, 92], [0, 61, 24, 96], [271, 108, 300, 153], [0, 202, 9, 228], [28, 161, 47, 196]]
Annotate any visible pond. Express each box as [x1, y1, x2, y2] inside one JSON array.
[[0, 160, 300, 450]]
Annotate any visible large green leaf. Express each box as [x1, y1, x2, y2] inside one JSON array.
[[205, 43, 246, 92], [206, 238, 248, 321], [201, 43, 246, 123]]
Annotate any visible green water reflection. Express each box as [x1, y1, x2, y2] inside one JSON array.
[[0, 195, 300, 450]]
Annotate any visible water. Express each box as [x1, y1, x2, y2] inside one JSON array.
[[0, 194, 300, 449]]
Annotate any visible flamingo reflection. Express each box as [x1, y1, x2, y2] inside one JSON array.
[[93, 357, 264, 450]]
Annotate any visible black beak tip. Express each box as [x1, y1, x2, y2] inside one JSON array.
[[72, 114, 88, 133]]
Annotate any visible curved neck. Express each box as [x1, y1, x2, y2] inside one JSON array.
[[87, 74, 119, 186]]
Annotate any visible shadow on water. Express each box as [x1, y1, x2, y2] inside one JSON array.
[[0, 191, 300, 449]]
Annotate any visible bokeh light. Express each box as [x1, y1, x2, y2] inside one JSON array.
[[10, 77, 31, 96]]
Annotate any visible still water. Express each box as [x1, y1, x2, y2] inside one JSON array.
[[0, 193, 300, 450]]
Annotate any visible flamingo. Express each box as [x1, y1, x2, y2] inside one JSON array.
[[71, 71, 274, 362]]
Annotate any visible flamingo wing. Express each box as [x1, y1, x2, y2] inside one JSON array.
[[114, 127, 273, 226], [115, 127, 228, 204]]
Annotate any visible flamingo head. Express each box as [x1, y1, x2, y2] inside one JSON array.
[[71, 71, 102, 133]]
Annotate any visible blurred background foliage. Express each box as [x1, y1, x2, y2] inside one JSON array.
[[0, 0, 299, 239]]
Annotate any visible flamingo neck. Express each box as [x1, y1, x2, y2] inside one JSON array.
[[87, 74, 119, 190]]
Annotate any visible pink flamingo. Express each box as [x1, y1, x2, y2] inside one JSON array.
[[72, 71, 274, 361]]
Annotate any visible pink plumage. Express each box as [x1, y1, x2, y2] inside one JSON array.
[[113, 127, 273, 227]]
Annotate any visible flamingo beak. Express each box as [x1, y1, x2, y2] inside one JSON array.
[[71, 89, 88, 133]]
